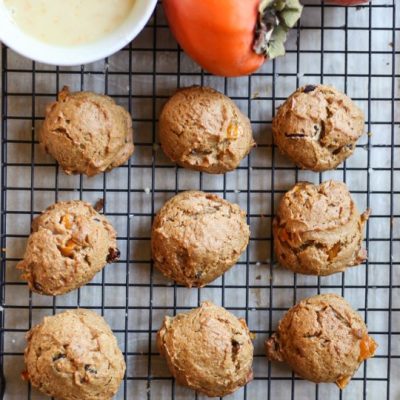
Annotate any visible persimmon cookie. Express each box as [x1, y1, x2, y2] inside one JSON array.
[[265, 294, 377, 389], [159, 86, 255, 174], [157, 301, 254, 397], [273, 84, 364, 171], [151, 191, 250, 287], [40, 86, 134, 176], [17, 200, 119, 295], [23, 309, 125, 400], [273, 180, 370, 276]]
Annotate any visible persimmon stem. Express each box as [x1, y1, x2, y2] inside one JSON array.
[[254, 0, 303, 59]]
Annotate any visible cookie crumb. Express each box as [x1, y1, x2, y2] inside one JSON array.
[[94, 198, 104, 212], [107, 248, 121, 263], [303, 85, 316, 93]]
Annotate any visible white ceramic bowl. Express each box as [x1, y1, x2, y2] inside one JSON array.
[[0, 0, 158, 66]]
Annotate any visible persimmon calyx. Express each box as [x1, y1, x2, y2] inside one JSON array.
[[254, 0, 303, 59]]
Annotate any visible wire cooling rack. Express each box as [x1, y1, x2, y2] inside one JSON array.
[[0, 1, 399, 399]]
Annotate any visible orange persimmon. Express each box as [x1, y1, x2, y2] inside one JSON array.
[[359, 335, 378, 362], [163, 0, 303, 77]]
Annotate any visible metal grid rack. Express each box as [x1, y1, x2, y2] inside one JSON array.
[[0, 1, 399, 399]]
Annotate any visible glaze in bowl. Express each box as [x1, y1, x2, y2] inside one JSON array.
[[0, 0, 157, 66]]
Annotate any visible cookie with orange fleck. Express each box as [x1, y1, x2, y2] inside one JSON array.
[[265, 294, 377, 389], [157, 301, 254, 397], [40, 86, 134, 176], [273, 84, 365, 171], [151, 191, 250, 287], [23, 309, 125, 400], [17, 200, 119, 295], [159, 86, 255, 174], [273, 180, 370, 276]]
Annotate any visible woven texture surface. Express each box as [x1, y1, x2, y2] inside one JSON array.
[[1, 1, 399, 399]]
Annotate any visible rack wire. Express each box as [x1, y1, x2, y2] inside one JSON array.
[[1, 1, 399, 399]]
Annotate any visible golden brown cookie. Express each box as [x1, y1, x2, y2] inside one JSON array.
[[273, 180, 370, 275], [40, 86, 134, 176], [159, 86, 255, 174], [157, 301, 254, 397], [273, 85, 365, 171], [265, 294, 377, 389], [23, 309, 126, 400], [151, 191, 250, 287], [17, 200, 119, 295]]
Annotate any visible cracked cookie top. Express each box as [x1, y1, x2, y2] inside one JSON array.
[[23, 309, 126, 400], [17, 200, 119, 296], [265, 294, 377, 389], [272, 84, 365, 171], [151, 191, 250, 287], [157, 301, 254, 397], [159, 86, 255, 174], [273, 180, 370, 276], [40, 86, 134, 176]]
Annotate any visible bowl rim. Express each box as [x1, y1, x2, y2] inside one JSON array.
[[0, 0, 158, 66]]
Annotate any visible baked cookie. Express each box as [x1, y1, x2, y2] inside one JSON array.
[[273, 180, 370, 275], [157, 301, 254, 397], [40, 86, 134, 176], [265, 294, 377, 389], [159, 86, 255, 174], [151, 191, 250, 287], [273, 84, 365, 171], [23, 309, 125, 400], [17, 200, 119, 295]]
